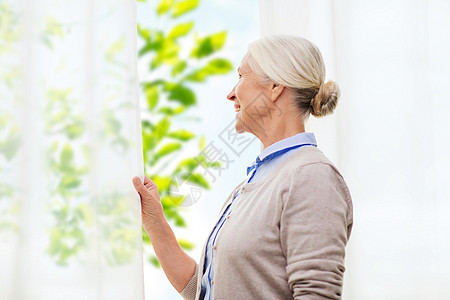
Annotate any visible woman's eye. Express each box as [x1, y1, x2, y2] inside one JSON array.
[[238, 74, 242, 79]]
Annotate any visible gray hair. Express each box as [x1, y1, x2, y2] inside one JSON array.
[[247, 35, 340, 118]]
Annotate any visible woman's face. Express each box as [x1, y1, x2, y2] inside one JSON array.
[[227, 54, 272, 134]]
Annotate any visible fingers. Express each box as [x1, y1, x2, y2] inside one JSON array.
[[133, 175, 159, 194], [143, 176, 158, 191], [132, 176, 148, 195]]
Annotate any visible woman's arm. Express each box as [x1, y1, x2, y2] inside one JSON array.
[[132, 176, 197, 293], [281, 163, 352, 299]]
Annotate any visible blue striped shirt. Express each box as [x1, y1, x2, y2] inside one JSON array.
[[200, 132, 317, 299]]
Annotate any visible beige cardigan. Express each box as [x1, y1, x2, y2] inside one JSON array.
[[180, 146, 353, 300]]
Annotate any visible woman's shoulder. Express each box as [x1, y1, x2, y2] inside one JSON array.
[[282, 146, 339, 174], [278, 146, 352, 205], [281, 146, 353, 228], [282, 146, 349, 189]]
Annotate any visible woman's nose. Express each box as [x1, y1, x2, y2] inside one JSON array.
[[227, 85, 236, 101]]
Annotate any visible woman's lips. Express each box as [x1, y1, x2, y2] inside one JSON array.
[[234, 103, 241, 112]]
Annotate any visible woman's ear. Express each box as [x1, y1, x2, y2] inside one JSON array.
[[271, 83, 285, 102]]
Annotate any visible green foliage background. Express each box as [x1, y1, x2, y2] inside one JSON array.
[[137, 0, 233, 267], [0, 0, 233, 269]]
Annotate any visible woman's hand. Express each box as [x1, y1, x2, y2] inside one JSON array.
[[132, 176, 197, 293], [132, 175, 164, 229]]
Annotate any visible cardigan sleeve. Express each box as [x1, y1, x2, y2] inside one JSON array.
[[179, 263, 199, 300], [280, 162, 352, 299]]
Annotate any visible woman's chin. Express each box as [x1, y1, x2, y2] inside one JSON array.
[[236, 126, 245, 134], [235, 117, 246, 134]]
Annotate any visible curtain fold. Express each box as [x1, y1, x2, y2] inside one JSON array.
[[0, 0, 145, 299], [259, 0, 450, 299], [258, 0, 340, 163]]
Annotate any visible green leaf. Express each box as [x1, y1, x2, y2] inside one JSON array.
[[47, 228, 63, 254], [157, 0, 175, 15], [66, 123, 84, 139], [184, 58, 233, 82], [178, 238, 195, 250], [208, 58, 233, 72], [207, 161, 222, 168], [164, 83, 196, 106], [154, 117, 171, 140], [137, 24, 150, 41], [142, 79, 165, 88], [149, 255, 161, 268], [199, 136, 206, 150], [190, 31, 227, 59], [174, 213, 187, 227], [60, 176, 81, 189], [142, 228, 151, 245], [40, 16, 64, 49], [138, 30, 165, 57], [172, 0, 199, 18], [145, 85, 159, 110], [171, 60, 187, 77], [76, 203, 94, 227], [161, 195, 186, 207], [142, 131, 156, 154], [164, 209, 187, 227], [161, 196, 175, 208], [138, 44, 152, 57], [155, 142, 182, 158], [60, 144, 74, 169], [47, 88, 73, 102], [151, 39, 180, 68], [156, 105, 186, 116], [174, 106, 186, 114], [106, 37, 125, 61], [167, 22, 194, 39], [170, 195, 186, 206], [141, 120, 154, 130], [157, 107, 173, 115], [157, 106, 175, 115], [167, 129, 195, 141], [44, 17, 64, 38], [164, 207, 175, 218], [152, 175, 171, 191], [138, 42, 155, 57], [181, 173, 210, 189], [176, 157, 200, 172]]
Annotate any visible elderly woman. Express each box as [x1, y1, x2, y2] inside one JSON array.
[[133, 35, 353, 300]]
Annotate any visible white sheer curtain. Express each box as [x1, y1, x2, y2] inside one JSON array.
[[259, 0, 450, 299], [0, 0, 145, 299]]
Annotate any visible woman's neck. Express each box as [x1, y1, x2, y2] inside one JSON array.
[[256, 120, 305, 151]]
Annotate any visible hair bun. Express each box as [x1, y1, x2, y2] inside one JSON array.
[[310, 80, 340, 117]]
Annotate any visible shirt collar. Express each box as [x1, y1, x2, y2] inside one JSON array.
[[258, 132, 317, 161]]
